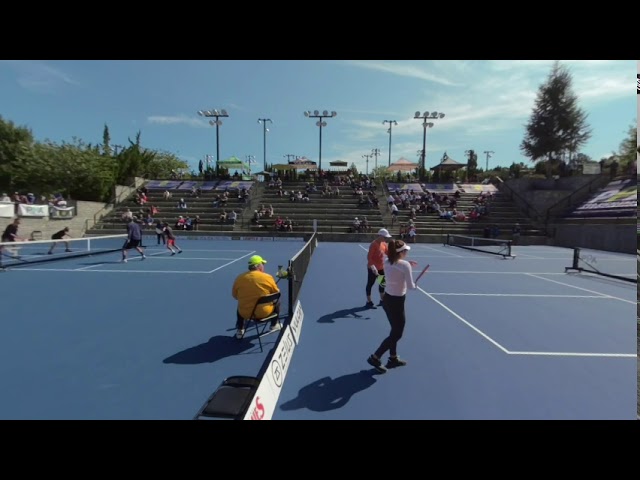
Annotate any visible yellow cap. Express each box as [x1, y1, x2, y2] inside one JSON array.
[[248, 255, 267, 266]]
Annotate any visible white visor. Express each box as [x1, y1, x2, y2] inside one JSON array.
[[396, 244, 411, 253]]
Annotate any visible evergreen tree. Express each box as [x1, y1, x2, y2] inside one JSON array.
[[520, 61, 591, 178]]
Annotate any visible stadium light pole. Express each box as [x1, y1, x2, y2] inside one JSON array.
[[484, 151, 495, 172], [258, 118, 272, 171], [304, 110, 337, 172], [197, 108, 229, 174], [362, 153, 372, 175], [413, 111, 445, 179], [371, 148, 381, 171], [383, 120, 398, 166]]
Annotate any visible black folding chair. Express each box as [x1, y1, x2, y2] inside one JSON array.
[[237, 292, 281, 352]]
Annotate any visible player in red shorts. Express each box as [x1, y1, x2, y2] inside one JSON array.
[[163, 222, 183, 255]]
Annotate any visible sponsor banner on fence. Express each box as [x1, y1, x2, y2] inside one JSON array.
[[571, 179, 637, 217], [386, 183, 424, 193], [145, 180, 182, 189], [176, 181, 199, 191], [0, 203, 14, 218], [50, 206, 75, 219], [215, 181, 255, 191], [422, 183, 457, 193], [243, 302, 304, 420], [456, 183, 498, 193], [18, 204, 49, 217]]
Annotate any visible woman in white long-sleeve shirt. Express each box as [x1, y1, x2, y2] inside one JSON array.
[[367, 239, 418, 373]]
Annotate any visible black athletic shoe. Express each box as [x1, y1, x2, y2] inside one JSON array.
[[386, 356, 407, 369], [366, 301, 376, 309], [367, 355, 387, 373]]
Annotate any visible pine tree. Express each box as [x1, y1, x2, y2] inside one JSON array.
[[520, 61, 591, 178], [102, 124, 112, 156]]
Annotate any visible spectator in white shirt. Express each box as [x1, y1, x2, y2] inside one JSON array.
[[367, 239, 419, 373], [0, 193, 11, 203]]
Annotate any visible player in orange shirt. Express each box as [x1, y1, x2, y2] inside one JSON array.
[[366, 228, 392, 308]]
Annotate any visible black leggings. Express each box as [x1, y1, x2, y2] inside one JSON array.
[[366, 268, 385, 297], [374, 294, 406, 358]]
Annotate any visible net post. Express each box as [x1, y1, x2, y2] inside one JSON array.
[[287, 259, 294, 318], [572, 247, 580, 270]]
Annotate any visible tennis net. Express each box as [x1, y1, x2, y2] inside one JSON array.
[[445, 234, 513, 258], [564, 247, 637, 284], [0, 234, 128, 269], [286, 233, 318, 316]]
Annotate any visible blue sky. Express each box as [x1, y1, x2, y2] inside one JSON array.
[[0, 60, 635, 174]]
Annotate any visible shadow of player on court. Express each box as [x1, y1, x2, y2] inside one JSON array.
[[317, 306, 373, 323], [279, 369, 379, 412], [163, 334, 265, 365]]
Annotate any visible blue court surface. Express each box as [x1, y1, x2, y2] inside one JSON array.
[[0, 239, 636, 420]]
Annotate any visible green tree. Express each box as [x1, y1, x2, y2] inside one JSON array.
[[0, 116, 35, 189], [615, 123, 637, 169], [520, 61, 591, 178], [102, 124, 112, 156]]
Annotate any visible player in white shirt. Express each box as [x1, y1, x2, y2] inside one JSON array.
[[367, 239, 419, 373]]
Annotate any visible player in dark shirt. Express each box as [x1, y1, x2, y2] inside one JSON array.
[[122, 219, 146, 263], [163, 223, 183, 255], [48, 227, 72, 254], [1, 219, 23, 261]]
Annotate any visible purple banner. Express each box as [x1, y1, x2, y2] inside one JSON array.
[[386, 183, 424, 193], [456, 183, 498, 194], [422, 183, 457, 193], [569, 179, 637, 218], [176, 181, 199, 190], [199, 181, 219, 191], [215, 181, 255, 191], [145, 180, 182, 189]]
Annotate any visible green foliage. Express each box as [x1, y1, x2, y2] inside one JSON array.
[[0, 116, 188, 202], [520, 61, 591, 177], [615, 123, 637, 168]]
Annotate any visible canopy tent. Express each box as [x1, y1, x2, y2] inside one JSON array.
[[387, 157, 419, 172], [430, 152, 465, 172], [218, 156, 249, 171], [289, 157, 318, 170], [330, 160, 348, 167]]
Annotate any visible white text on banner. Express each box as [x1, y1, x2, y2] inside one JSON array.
[[0, 203, 14, 218], [50, 206, 75, 219], [289, 301, 304, 345], [18, 204, 49, 217], [243, 316, 301, 420]]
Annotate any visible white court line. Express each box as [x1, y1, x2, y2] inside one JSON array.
[[144, 257, 239, 261], [144, 249, 255, 253], [208, 251, 256, 274], [15, 268, 211, 274], [424, 270, 567, 275], [526, 274, 636, 305], [418, 244, 464, 257], [427, 293, 609, 298], [416, 286, 510, 353], [507, 350, 636, 358], [416, 286, 635, 359], [74, 251, 166, 271], [512, 253, 546, 259]]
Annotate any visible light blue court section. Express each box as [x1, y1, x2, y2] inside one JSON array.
[[274, 242, 636, 420], [0, 239, 304, 420]]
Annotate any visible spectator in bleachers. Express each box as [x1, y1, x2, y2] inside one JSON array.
[[163, 190, 172, 200], [192, 215, 201, 231], [0, 193, 11, 203], [229, 211, 237, 225], [220, 210, 228, 223], [122, 208, 133, 221], [176, 216, 186, 230], [353, 217, 361, 232], [267, 205, 274, 218], [283, 218, 293, 232], [302, 192, 310, 202], [177, 198, 187, 209], [274, 216, 284, 231]]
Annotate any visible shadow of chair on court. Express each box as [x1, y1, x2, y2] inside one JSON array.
[[163, 334, 266, 365], [317, 306, 374, 324], [279, 369, 380, 412]]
